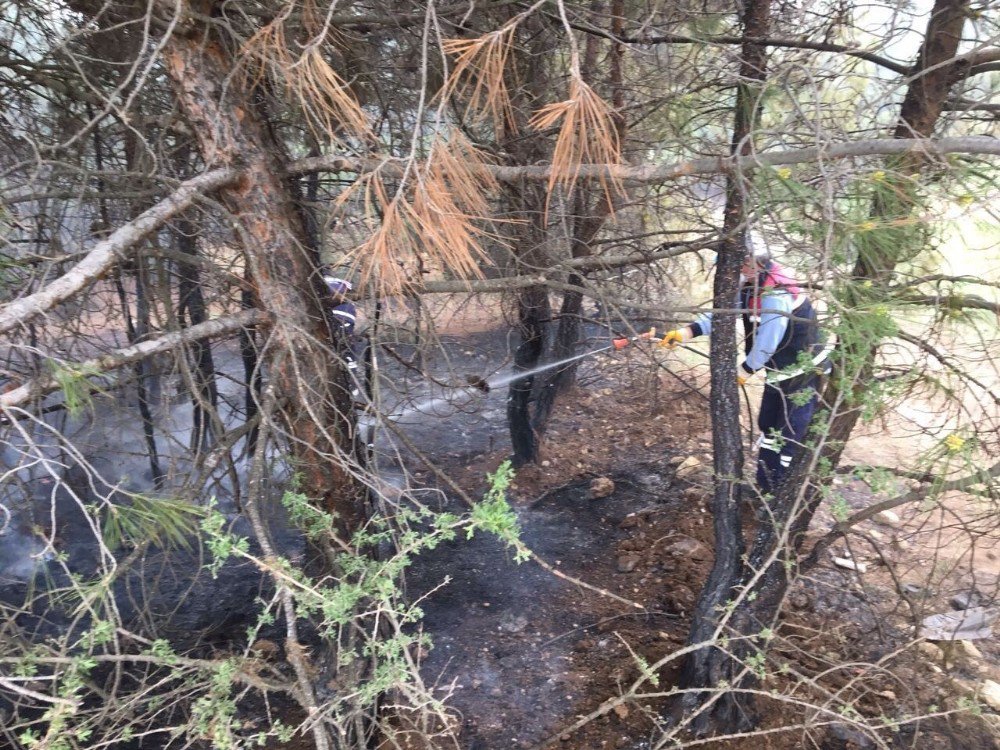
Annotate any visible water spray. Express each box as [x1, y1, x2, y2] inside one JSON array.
[[380, 329, 671, 424]]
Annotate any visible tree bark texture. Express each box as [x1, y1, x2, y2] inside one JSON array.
[[160, 17, 365, 536]]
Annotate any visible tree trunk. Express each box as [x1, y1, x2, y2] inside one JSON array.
[[507, 281, 551, 467], [503, 14, 555, 467], [680, 0, 771, 731], [532, 194, 612, 433], [175, 219, 219, 456], [516, 5, 629, 446], [682, 0, 971, 734], [160, 11, 364, 536], [755, 0, 971, 592]]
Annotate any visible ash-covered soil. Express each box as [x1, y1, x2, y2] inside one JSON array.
[[389, 327, 999, 750]]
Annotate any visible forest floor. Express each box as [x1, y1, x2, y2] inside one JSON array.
[[386, 321, 1000, 750]]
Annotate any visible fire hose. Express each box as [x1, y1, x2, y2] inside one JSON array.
[[610, 327, 755, 430]]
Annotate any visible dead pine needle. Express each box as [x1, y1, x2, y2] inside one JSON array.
[[441, 27, 518, 131], [241, 17, 369, 142], [529, 74, 624, 211], [338, 131, 504, 297]]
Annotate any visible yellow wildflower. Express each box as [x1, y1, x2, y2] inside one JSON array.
[[858, 220, 877, 232], [944, 434, 965, 453], [871, 170, 886, 181], [776, 167, 792, 180]]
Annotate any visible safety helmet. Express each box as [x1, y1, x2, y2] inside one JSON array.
[[323, 276, 353, 295], [743, 231, 772, 267]]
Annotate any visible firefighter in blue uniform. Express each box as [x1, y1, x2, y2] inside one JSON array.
[[323, 275, 361, 396], [660, 239, 831, 494]]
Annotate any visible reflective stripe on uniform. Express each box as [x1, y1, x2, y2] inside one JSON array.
[[765, 337, 836, 383], [758, 436, 781, 453], [748, 294, 809, 323]]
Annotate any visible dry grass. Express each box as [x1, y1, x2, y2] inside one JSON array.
[[529, 73, 623, 204]]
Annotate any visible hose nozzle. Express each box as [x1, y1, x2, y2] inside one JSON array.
[[612, 327, 656, 350]]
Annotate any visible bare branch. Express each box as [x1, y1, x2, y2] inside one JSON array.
[[0, 169, 238, 336], [801, 460, 1000, 571], [894, 329, 1000, 407], [0, 309, 268, 410], [557, 19, 913, 75], [898, 293, 1000, 314], [289, 137, 1000, 185]]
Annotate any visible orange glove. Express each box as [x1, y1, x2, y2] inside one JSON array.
[[737, 374, 748, 386], [658, 327, 691, 349], [612, 337, 630, 350]]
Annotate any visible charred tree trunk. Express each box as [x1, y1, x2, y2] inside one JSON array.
[[743, 0, 972, 612], [160, 8, 364, 536], [681, 0, 971, 735], [300, 142, 322, 257], [175, 219, 219, 455], [91, 107, 165, 486], [132, 257, 165, 487], [503, 15, 555, 468], [524, 4, 628, 442], [240, 278, 263, 460], [508, 282, 551, 467], [531, 196, 610, 433], [679, 0, 770, 732]]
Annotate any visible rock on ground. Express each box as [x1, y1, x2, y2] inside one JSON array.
[[589, 476, 615, 499]]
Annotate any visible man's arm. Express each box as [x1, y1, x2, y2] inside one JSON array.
[[689, 311, 713, 338]]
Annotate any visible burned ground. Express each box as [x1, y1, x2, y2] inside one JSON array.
[[2, 320, 997, 750], [388, 326, 1000, 750]]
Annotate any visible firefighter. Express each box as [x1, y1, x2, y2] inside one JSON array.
[[660, 238, 832, 494], [322, 275, 361, 396]]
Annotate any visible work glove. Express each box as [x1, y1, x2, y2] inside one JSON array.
[[737, 374, 748, 386], [658, 327, 691, 349], [612, 337, 630, 350]]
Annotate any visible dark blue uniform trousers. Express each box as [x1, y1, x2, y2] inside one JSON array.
[[756, 374, 820, 495]]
